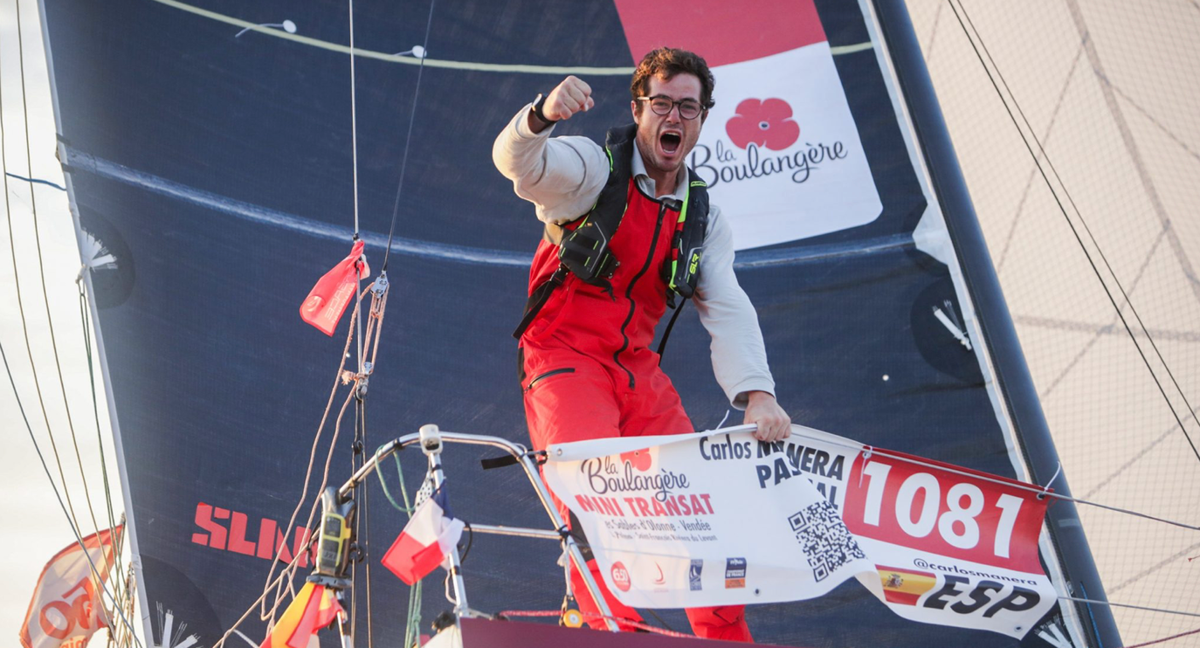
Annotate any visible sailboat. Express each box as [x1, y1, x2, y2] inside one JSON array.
[[15, 0, 1198, 647]]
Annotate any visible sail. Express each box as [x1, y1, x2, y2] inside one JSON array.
[[905, 2, 1200, 645], [38, 0, 1133, 646]]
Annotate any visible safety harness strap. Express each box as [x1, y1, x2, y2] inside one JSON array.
[[513, 124, 709, 344]]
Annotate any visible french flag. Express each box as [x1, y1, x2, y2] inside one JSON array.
[[382, 487, 465, 585]]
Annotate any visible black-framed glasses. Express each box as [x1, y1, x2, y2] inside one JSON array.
[[637, 95, 704, 120]]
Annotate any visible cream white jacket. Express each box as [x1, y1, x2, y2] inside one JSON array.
[[493, 105, 776, 409]]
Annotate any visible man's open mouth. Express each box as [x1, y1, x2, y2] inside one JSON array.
[[660, 132, 681, 154]]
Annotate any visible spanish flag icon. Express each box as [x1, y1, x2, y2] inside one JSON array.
[[877, 565, 938, 606]]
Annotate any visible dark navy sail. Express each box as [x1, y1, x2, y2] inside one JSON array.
[[39, 0, 1116, 646]]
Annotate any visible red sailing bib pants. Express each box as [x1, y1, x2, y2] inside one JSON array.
[[519, 180, 752, 642]]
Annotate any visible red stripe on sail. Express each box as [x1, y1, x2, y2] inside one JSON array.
[[613, 0, 827, 68]]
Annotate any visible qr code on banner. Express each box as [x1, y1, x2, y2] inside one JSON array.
[[788, 501, 865, 582]]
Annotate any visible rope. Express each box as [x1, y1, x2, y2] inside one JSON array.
[[380, 0, 438, 272], [1122, 626, 1200, 648], [376, 451, 417, 513], [226, 281, 388, 648], [949, 0, 1200, 464], [3, 338, 143, 647], [496, 610, 693, 639], [247, 296, 363, 644], [211, 531, 321, 648]]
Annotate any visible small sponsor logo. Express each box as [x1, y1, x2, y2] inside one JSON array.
[[689, 559, 703, 591], [611, 562, 631, 592], [652, 563, 666, 586], [725, 557, 746, 589]]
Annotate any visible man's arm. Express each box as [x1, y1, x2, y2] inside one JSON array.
[[526, 75, 595, 133], [492, 76, 608, 224], [744, 390, 790, 442], [692, 206, 791, 442]]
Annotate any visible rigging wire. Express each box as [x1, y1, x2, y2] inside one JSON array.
[[380, 0, 438, 273], [77, 282, 129, 595], [351, 277, 390, 648], [357, 403, 375, 648], [348, 0, 360, 237], [345, 3, 364, 643], [0, 0, 86, 559], [1122, 626, 1200, 648], [254, 304, 360, 633], [11, 0, 125, 607], [252, 279, 387, 645], [114, 567, 139, 648], [3, 337, 142, 647], [783, 428, 1200, 532], [343, 4, 380, 640], [14, 0, 99, 518], [948, 0, 1200, 465], [1057, 597, 1200, 620], [225, 281, 388, 648]]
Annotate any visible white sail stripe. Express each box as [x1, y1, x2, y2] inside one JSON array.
[[62, 148, 915, 271], [61, 148, 533, 267], [149, 0, 871, 74]]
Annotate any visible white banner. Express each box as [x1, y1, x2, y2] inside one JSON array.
[[544, 428, 874, 608], [544, 426, 1057, 639]]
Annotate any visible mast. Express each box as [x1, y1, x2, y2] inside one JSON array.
[[35, 0, 153, 643], [870, 1, 1120, 646]]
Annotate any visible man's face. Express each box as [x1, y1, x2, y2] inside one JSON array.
[[632, 73, 706, 182]]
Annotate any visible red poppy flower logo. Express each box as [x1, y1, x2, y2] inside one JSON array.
[[611, 562, 632, 592], [620, 449, 652, 472], [725, 98, 800, 151]]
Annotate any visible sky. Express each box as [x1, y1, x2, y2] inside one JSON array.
[[0, 0, 134, 644]]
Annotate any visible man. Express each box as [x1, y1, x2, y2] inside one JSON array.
[[493, 48, 790, 642]]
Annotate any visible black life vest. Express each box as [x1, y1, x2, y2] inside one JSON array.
[[513, 124, 710, 340]]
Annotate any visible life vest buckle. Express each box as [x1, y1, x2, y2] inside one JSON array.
[[558, 221, 618, 283]]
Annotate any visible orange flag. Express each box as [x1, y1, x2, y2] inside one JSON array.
[[299, 240, 370, 336], [260, 582, 343, 648], [20, 526, 122, 648]]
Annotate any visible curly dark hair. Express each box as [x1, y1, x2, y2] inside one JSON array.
[[630, 47, 716, 113]]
